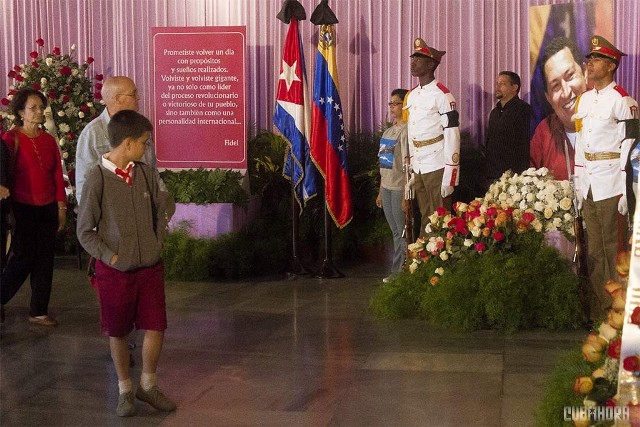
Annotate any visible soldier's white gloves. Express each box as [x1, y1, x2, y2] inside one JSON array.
[[441, 185, 454, 198], [618, 196, 628, 216], [405, 173, 415, 200]]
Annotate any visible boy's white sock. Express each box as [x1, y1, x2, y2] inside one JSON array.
[[118, 378, 132, 394], [140, 372, 157, 391]]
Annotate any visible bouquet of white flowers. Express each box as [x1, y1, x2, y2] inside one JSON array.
[[483, 167, 575, 236]]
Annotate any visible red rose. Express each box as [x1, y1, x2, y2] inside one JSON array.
[[505, 207, 514, 216], [95, 73, 104, 81], [13, 65, 21, 72], [66, 133, 74, 140], [80, 105, 89, 112], [32, 83, 41, 91], [606, 399, 616, 408], [15, 75, 24, 82], [436, 207, 446, 216], [62, 95, 69, 103], [486, 219, 495, 229], [493, 231, 505, 242], [36, 38, 45, 46], [95, 83, 103, 90], [48, 91, 57, 99], [475, 242, 486, 252], [8, 90, 15, 95], [30, 51, 38, 59], [607, 338, 621, 359], [53, 47, 61, 55], [631, 306, 640, 325], [31, 61, 39, 68], [94, 91, 102, 100], [64, 85, 72, 93], [59, 66, 72, 76], [486, 207, 497, 217], [522, 212, 535, 223], [1, 98, 9, 106], [623, 355, 640, 372], [8, 70, 16, 78]]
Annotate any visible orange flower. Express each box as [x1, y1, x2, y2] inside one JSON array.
[[573, 376, 593, 394], [429, 276, 439, 286], [616, 251, 631, 277], [604, 280, 622, 296]]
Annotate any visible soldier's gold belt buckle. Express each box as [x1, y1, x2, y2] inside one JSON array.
[[584, 151, 620, 161], [413, 134, 444, 148]]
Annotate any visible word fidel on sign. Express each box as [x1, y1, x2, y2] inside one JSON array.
[[563, 406, 629, 423]]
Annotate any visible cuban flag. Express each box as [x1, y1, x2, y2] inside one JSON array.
[[310, 24, 352, 228], [274, 18, 317, 208]]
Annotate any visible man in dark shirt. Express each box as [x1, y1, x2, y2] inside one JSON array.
[[484, 71, 533, 187]]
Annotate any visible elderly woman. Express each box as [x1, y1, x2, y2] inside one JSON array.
[[1, 88, 66, 326]]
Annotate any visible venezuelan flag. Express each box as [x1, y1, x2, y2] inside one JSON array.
[[310, 24, 352, 228]]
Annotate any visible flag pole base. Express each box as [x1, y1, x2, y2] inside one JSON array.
[[286, 256, 313, 278], [314, 257, 344, 279]]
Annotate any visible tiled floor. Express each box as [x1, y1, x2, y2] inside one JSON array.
[[1, 257, 583, 426]]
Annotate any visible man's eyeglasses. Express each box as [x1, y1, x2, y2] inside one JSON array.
[[118, 92, 138, 99], [388, 102, 403, 106]]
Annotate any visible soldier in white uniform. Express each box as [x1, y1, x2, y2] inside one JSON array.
[[574, 35, 639, 320], [403, 38, 460, 237]]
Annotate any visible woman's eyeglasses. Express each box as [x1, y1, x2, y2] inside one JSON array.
[[388, 102, 403, 106]]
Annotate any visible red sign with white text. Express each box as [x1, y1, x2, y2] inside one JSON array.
[[152, 27, 246, 169]]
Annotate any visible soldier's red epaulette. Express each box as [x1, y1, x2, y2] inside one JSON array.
[[614, 85, 630, 97], [436, 82, 450, 94]]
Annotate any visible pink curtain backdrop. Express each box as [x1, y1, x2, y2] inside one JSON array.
[[1, 0, 638, 149]]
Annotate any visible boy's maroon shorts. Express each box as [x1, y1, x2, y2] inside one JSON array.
[[94, 260, 167, 337]]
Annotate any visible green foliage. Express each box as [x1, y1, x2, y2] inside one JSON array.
[[535, 350, 593, 427], [371, 231, 584, 331], [160, 168, 248, 207]]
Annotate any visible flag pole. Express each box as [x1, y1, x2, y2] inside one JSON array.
[[316, 202, 344, 278], [288, 155, 312, 277]]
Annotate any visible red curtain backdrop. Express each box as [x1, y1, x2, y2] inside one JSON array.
[[1, 0, 638, 148]]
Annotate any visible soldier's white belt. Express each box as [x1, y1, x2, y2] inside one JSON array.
[[413, 134, 444, 148], [584, 151, 620, 161]]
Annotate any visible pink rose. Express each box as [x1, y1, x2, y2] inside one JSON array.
[[36, 38, 45, 46], [474, 242, 486, 253], [486, 207, 497, 217], [53, 47, 61, 55]]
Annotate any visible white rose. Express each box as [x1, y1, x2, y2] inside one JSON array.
[[599, 323, 618, 341], [70, 44, 76, 51], [534, 201, 544, 211], [45, 57, 53, 66], [559, 197, 572, 211], [457, 202, 468, 212], [58, 123, 70, 133], [463, 239, 474, 247], [532, 220, 543, 232], [72, 68, 79, 76], [564, 213, 573, 221], [57, 111, 65, 117], [409, 261, 419, 274], [435, 267, 444, 276], [513, 193, 522, 202], [499, 193, 507, 201], [408, 242, 423, 252], [87, 102, 93, 107], [439, 252, 449, 261], [506, 198, 513, 206], [526, 193, 535, 202], [62, 152, 68, 159], [78, 111, 85, 118], [471, 227, 481, 237], [553, 217, 562, 228], [40, 77, 47, 85], [544, 207, 554, 219]]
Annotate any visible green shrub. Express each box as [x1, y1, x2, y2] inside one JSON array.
[[160, 168, 248, 207], [370, 231, 584, 331]]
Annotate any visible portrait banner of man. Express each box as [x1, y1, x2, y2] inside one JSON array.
[[528, 0, 613, 181]]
